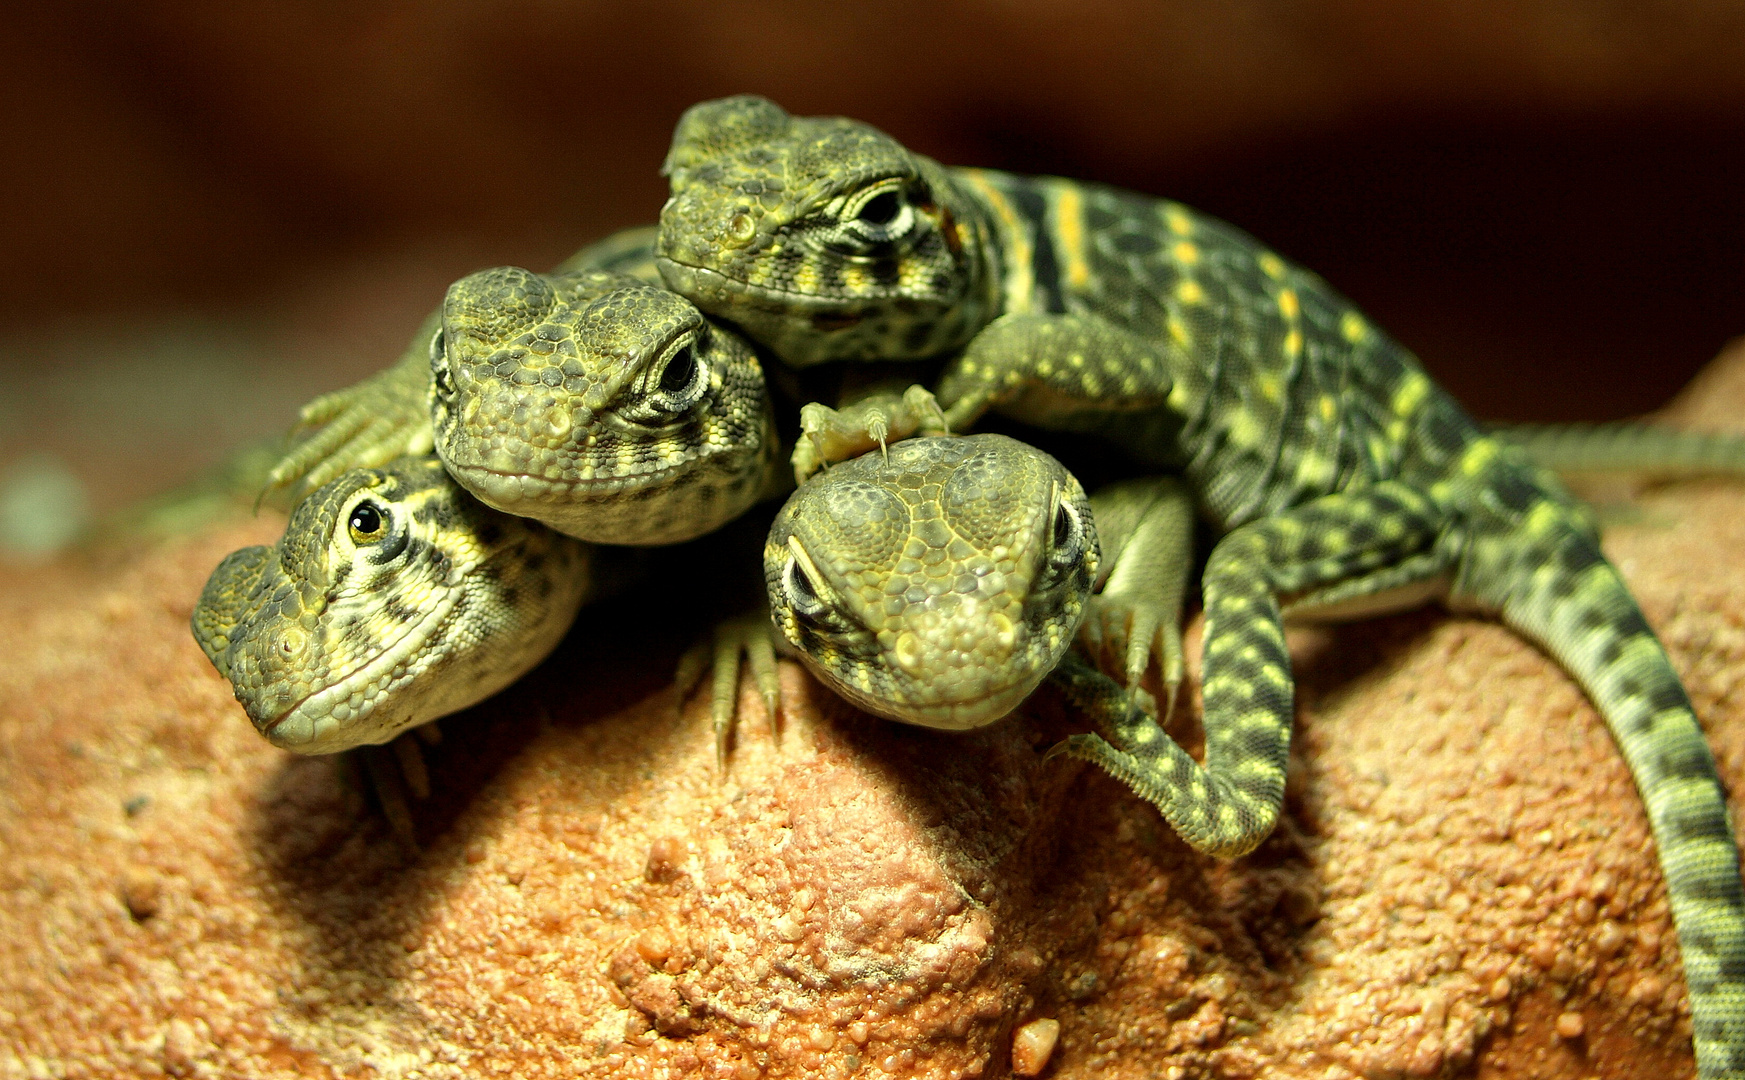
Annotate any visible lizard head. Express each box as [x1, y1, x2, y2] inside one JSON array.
[[431, 266, 776, 545], [765, 433, 1099, 729], [191, 457, 590, 754], [656, 95, 994, 367]]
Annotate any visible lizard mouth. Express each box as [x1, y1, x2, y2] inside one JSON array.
[[799, 653, 1044, 732], [445, 458, 695, 504], [656, 257, 892, 311], [261, 583, 463, 754]]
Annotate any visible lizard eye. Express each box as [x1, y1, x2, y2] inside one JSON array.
[[783, 555, 830, 623], [1043, 497, 1087, 582], [857, 191, 901, 226], [841, 183, 916, 250], [348, 501, 388, 544], [659, 344, 697, 393], [648, 337, 708, 414], [429, 331, 457, 403]]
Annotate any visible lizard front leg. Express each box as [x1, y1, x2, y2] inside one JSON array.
[[1083, 475, 1196, 718], [791, 384, 950, 483], [1049, 480, 1445, 857], [265, 311, 439, 497], [933, 312, 1177, 433]]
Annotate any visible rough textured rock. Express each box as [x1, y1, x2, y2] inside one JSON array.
[[6, 344, 1745, 1077]]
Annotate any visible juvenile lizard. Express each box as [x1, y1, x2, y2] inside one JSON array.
[[428, 265, 780, 546], [192, 455, 593, 755], [655, 96, 1745, 1076], [768, 424, 1194, 730]]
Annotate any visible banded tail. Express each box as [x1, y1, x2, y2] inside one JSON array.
[[1452, 452, 1745, 1078]]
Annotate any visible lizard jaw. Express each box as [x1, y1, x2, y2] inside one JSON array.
[[795, 651, 1045, 732], [261, 584, 464, 754]]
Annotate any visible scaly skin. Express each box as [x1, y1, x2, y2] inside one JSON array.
[[657, 96, 1745, 1076], [432, 266, 780, 546], [265, 227, 669, 502], [271, 243, 782, 549], [766, 432, 1099, 729], [192, 456, 592, 754], [779, 388, 1194, 724]]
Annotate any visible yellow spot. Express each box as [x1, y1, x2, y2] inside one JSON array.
[[1524, 499, 1564, 537], [1258, 253, 1286, 280], [1319, 395, 1337, 422], [1256, 371, 1282, 402], [1164, 205, 1194, 236], [1050, 182, 1091, 290], [1165, 314, 1193, 348], [1391, 371, 1430, 419], [1459, 437, 1500, 478], [1277, 288, 1299, 320], [1226, 408, 1262, 449], [1283, 329, 1302, 358], [1172, 241, 1200, 267], [841, 263, 870, 293], [1175, 279, 1205, 305], [1295, 450, 1335, 487], [1341, 311, 1368, 343], [793, 260, 819, 295]]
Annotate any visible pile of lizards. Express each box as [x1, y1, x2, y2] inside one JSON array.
[[189, 96, 1745, 1077]]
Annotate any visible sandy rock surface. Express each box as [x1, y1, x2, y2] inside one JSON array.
[[6, 346, 1745, 1078]]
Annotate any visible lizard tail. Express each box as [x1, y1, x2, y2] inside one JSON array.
[[1500, 422, 1745, 479], [1463, 488, 1745, 1079]]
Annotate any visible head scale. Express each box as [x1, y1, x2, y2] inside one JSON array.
[[431, 266, 775, 545], [191, 457, 591, 753], [656, 95, 994, 367], [765, 434, 1098, 729]]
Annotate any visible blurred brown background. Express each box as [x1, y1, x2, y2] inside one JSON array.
[[3, 0, 1745, 534]]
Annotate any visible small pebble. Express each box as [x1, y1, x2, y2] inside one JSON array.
[[1555, 1011, 1585, 1040], [1011, 1018, 1060, 1076]]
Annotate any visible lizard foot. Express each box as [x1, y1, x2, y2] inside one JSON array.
[[357, 722, 441, 848], [1081, 592, 1184, 721], [1044, 655, 1280, 858], [791, 384, 948, 483], [264, 324, 439, 499], [675, 608, 783, 769]]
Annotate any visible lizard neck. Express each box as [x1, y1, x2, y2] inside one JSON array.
[[946, 166, 1053, 322], [918, 162, 1013, 349]]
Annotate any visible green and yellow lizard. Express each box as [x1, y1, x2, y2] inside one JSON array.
[[192, 456, 594, 756], [653, 95, 1745, 1077], [768, 421, 1194, 731]]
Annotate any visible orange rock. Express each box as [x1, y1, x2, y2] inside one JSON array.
[[5, 348, 1745, 1077]]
